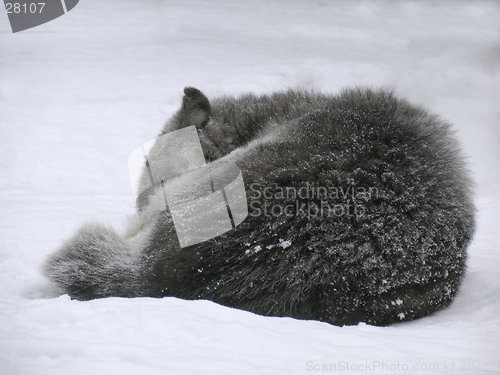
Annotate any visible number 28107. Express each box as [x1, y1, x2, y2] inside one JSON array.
[[5, 3, 46, 14]]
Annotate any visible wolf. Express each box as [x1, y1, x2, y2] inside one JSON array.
[[43, 87, 475, 326]]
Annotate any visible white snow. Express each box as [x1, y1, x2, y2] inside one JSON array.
[[279, 239, 292, 249], [1, 1, 499, 374]]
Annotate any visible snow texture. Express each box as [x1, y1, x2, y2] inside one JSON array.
[[0, 0, 499, 374]]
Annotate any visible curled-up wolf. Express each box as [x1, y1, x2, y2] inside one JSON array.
[[44, 87, 475, 326]]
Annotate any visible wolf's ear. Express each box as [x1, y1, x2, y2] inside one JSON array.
[[181, 87, 211, 129]]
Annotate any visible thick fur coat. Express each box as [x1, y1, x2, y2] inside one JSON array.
[[44, 87, 475, 326]]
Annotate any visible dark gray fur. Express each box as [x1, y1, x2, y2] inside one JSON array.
[[44, 87, 475, 326]]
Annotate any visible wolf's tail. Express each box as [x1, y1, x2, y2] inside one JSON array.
[[43, 222, 142, 300]]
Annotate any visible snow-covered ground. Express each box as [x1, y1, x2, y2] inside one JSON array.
[[1, 1, 499, 374]]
